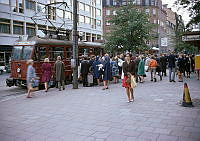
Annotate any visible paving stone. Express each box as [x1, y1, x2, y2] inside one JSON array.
[[157, 135, 179, 141], [106, 133, 127, 141], [91, 132, 110, 139], [153, 128, 171, 135], [122, 129, 142, 137]]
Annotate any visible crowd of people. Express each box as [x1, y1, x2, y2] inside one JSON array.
[[26, 52, 200, 102]]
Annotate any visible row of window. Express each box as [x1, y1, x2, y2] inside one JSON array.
[[0, 19, 35, 36], [105, 0, 161, 7], [105, 8, 157, 16], [0, 18, 102, 41]]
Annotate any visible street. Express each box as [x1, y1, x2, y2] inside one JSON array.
[[0, 73, 26, 102], [0, 72, 200, 141]]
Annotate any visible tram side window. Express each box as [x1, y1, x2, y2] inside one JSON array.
[[80, 48, 88, 56], [49, 47, 64, 61], [38, 47, 47, 61], [66, 47, 72, 59]]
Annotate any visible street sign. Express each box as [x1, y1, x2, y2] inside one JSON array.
[[161, 37, 168, 47]]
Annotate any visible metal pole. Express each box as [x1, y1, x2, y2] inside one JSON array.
[[72, 0, 78, 89]]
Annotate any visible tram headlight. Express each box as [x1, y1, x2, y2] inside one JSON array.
[[17, 68, 21, 73]]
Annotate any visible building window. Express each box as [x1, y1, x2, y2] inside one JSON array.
[[26, 23, 35, 36], [113, 10, 116, 15], [106, 0, 110, 5], [136, 0, 141, 5], [106, 21, 110, 26], [79, 2, 84, 11], [57, 8, 64, 19], [92, 34, 96, 42], [145, 8, 149, 14], [85, 5, 90, 12], [86, 33, 91, 41], [96, 20, 101, 26], [122, 0, 127, 5], [154, 19, 157, 24], [0, 0, 9, 4], [65, 11, 72, 19], [48, 6, 56, 20], [145, 0, 149, 5], [97, 34, 101, 40], [13, 0, 24, 13], [96, 9, 101, 16], [25, 0, 35, 11], [0, 18, 10, 34], [96, 0, 101, 5], [151, 0, 155, 6], [13, 21, 24, 35], [92, 19, 96, 29], [79, 15, 85, 23], [85, 17, 91, 24], [18, 0, 24, 13], [37, 3, 46, 13], [106, 10, 110, 15], [153, 8, 156, 15]]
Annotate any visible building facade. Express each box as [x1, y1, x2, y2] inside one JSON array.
[[102, 0, 170, 53], [0, 0, 103, 52]]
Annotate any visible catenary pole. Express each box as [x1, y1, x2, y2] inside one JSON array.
[[72, 0, 78, 89]]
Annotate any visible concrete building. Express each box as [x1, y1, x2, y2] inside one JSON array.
[[102, 0, 170, 53], [163, 4, 176, 52], [0, 0, 103, 53]]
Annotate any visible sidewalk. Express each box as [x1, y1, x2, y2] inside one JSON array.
[[0, 73, 200, 141]]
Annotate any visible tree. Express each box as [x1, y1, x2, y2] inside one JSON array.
[[104, 4, 155, 54], [175, 0, 200, 28]]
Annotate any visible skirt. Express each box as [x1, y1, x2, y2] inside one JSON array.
[[122, 76, 131, 88]]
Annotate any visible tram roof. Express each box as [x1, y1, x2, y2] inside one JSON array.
[[14, 36, 104, 48]]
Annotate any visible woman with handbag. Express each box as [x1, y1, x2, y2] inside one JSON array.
[[26, 59, 38, 98], [122, 54, 136, 102], [41, 58, 52, 92]]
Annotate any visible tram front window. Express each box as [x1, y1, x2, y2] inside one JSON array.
[[12, 46, 23, 60], [22, 46, 33, 60]]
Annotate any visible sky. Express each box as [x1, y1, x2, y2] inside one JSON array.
[[162, 0, 191, 25]]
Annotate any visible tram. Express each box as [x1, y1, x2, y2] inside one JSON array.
[[6, 36, 104, 87]]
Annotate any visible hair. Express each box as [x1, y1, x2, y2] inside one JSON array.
[[57, 56, 61, 60], [27, 59, 33, 65], [44, 58, 49, 63]]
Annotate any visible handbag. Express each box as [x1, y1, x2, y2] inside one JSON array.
[[48, 80, 55, 87], [131, 76, 137, 88], [31, 79, 39, 88]]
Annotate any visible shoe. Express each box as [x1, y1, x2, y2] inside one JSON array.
[[26, 96, 32, 98], [63, 88, 65, 90], [160, 76, 162, 81], [130, 99, 134, 102], [59, 89, 61, 91], [172, 80, 176, 82], [154, 78, 157, 82], [151, 79, 153, 81], [169, 80, 172, 82], [102, 87, 108, 90]]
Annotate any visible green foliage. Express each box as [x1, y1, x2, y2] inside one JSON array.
[[175, 41, 198, 54], [175, 0, 200, 28], [104, 4, 155, 54]]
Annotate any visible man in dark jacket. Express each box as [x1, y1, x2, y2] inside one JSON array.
[[160, 54, 167, 76], [81, 57, 90, 87], [167, 52, 176, 82], [54, 56, 65, 91]]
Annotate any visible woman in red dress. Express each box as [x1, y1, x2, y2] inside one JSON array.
[[122, 54, 136, 102], [41, 58, 52, 92]]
